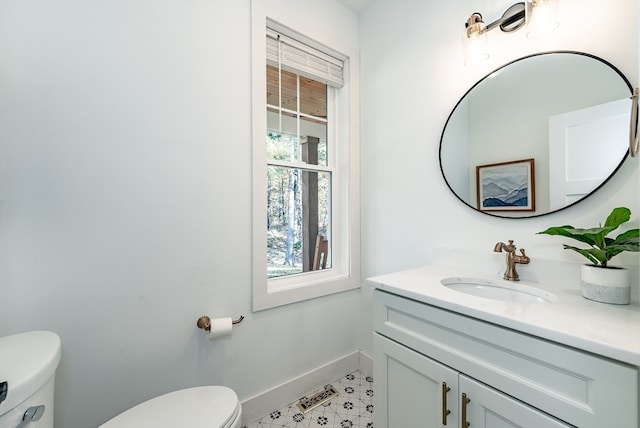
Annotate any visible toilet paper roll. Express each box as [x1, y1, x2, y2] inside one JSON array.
[[208, 317, 233, 339]]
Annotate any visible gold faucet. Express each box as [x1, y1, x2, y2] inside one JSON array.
[[493, 240, 530, 281]]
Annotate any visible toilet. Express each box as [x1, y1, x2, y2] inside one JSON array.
[[0, 331, 62, 428], [99, 386, 242, 428]]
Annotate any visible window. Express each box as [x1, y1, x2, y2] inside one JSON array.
[[251, 10, 360, 311], [266, 38, 333, 279]]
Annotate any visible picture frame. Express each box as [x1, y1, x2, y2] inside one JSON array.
[[476, 158, 535, 212]]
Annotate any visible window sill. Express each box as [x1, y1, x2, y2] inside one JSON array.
[[252, 272, 361, 311]]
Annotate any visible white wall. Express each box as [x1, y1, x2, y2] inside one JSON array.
[[359, 0, 639, 356], [0, 1, 360, 427]]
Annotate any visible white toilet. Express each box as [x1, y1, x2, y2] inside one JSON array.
[[0, 331, 62, 428], [99, 385, 242, 428]]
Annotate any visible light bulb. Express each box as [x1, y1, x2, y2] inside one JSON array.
[[526, 0, 559, 38]]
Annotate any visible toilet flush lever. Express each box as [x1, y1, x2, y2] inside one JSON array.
[[15, 405, 45, 428], [0, 381, 7, 405]]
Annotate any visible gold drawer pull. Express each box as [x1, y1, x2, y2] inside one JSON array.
[[442, 382, 451, 425], [461, 393, 471, 428]]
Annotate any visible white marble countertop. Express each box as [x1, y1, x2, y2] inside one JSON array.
[[367, 265, 640, 366]]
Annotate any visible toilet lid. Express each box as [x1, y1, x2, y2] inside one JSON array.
[[100, 386, 240, 428]]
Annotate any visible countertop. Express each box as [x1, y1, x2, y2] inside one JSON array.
[[367, 265, 640, 366]]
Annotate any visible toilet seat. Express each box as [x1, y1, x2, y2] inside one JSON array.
[[100, 386, 241, 428]]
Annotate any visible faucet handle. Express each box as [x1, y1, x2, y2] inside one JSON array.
[[517, 248, 531, 265]]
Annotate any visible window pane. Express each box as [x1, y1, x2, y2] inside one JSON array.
[[266, 130, 298, 163], [266, 65, 299, 113], [266, 65, 279, 107], [280, 69, 297, 112], [300, 76, 327, 117], [300, 118, 327, 167], [267, 64, 328, 166], [267, 165, 331, 279]]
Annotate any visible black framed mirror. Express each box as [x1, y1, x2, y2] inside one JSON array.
[[439, 51, 632, 218]]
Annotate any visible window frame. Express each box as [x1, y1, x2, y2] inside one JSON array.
[[251, 3, 360, 311]]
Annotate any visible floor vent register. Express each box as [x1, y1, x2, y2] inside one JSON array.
[[296, 385, 339, 413]]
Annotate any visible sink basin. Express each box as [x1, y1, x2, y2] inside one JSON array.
[[441, 277, 557, 303]]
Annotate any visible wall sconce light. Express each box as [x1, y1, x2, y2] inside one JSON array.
[[462, 0, 559, 65], [526, 0, 559, 38], [462, 13, 490, 65]]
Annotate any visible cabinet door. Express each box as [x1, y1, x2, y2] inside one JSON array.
[[374, 333, 458, 428], [459, 375, 572, 428]]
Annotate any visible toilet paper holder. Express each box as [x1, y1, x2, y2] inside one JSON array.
[[196, 315, 244, 332]]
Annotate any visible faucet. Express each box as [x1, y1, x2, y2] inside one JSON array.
[[493, 240, 530, 281]]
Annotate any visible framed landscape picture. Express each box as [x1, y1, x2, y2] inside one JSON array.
[[476, 158, 535, 212]]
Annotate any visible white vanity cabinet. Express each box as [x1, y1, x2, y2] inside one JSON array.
[[373, 289, 639, 428], [375, 334, 572, 427], [374, 332, 459, 427]]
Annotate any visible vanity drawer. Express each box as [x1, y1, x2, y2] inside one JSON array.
[[373, 289, 639, 428]]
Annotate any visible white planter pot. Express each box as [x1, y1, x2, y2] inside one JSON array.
[[580, 264, 630, 305]]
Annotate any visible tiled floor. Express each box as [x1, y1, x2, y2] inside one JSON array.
[[244, 371, 374, 428]]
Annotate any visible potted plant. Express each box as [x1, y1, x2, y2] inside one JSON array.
[[537, 207, 639, 304]]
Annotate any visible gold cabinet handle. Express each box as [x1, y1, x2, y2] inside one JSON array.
[[461, 393, 471, 428], [442, 382, 451, 425]]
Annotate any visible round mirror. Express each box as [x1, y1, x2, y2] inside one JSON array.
[[439, 51, 632, 218]]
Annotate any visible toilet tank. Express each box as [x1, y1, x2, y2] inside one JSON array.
[[0, 331, 61, 428]]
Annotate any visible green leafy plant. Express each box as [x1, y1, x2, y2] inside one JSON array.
[[537, 207, 639, 268]]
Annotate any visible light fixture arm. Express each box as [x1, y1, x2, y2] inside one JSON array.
[[484, 2, 527, 33], [467, 2, 527, 36]]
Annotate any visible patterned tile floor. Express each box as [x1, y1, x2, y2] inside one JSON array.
[[244, 371, 374, 428]]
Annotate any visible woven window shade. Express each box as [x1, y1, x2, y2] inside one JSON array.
[[267, 28, 344, 88]]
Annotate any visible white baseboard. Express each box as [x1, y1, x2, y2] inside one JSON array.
[[241, 350, 367, 425]]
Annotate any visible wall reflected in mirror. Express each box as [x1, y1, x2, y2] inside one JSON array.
[[439, 51, 632, 218]]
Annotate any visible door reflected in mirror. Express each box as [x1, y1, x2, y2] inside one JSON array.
[[439, 51, 632, 218]]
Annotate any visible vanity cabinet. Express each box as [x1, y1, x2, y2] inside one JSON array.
[[375, 334, 571, 427], [373, 289, 639, 428]]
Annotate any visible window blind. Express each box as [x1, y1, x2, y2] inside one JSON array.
[[267, 28, 344, 88]]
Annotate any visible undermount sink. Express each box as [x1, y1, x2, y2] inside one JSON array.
[[441, 277, 557, 303]]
